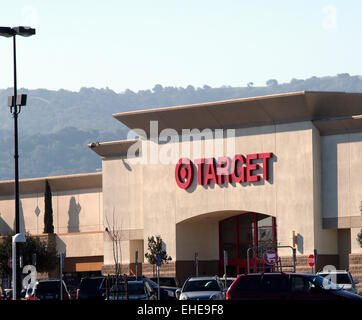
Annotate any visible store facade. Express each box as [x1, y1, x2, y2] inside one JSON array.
[[91, 91, 362, 284], [0, 91, 361, 288]]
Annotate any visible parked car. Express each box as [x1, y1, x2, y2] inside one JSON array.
[[106, 280, 157, 300], [76, 275, 177, 300], [176, 276, 225, 300], [317, 270, 359, 295], [1, 288, 26, 300], [150, 276, 180, 288], [226, 273, 362, 300], [76, 276, 106, 300], [124, 276, 177, 300], [3, 289, 12, 300], [26, 280, 70, 300], [221, 277, 236, 289]]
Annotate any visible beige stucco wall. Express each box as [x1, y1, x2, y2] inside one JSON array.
[[313, 126, 338, 255], [54, 189, 103, 233], [103, 121, 333, 265], [0, 193, 44, 235], [322, 132, 362, 219], [321, 132, 362, 254], [102, 158, 144, 266], [0, 186, 103, 258], [57, 232, 103, 257]]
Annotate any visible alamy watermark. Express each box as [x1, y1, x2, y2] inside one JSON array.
[[322, 5, 337, 30], [319, 265, 338, 290], [126, 120, 236, 166]]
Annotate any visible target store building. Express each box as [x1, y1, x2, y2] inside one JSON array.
[[1, 91, 362, 286]]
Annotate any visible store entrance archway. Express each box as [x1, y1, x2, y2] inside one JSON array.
[[219, 212, 277, 276]]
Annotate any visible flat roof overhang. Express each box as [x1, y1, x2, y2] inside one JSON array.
[[112, 91, 362, 136], [0, 172, 102, 196], [88, 139, 139, 159]]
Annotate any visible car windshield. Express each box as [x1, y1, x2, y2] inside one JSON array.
[[80, 278, 104, 291], [128, 276, 157, 287], [318, 273, 351, 284], [36, 282, 62, 294], [183, 280, 221, 292], [225, 279, 235, 287], [151, 278, 177, 287], [110, 282, 147, 295], [306, 275, 342, 290]]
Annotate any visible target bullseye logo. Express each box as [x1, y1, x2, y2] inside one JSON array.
[[175, 158, 194, 189]]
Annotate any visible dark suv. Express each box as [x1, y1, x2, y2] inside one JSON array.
[[226, 273, 362, 300], [121, 276, 177, 300], [26, 280, 70, 300], [77, 275, 177, 300], [77, 276, 106, 300]]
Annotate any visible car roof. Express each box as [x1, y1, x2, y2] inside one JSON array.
[[81, 276, 105, 280], [114, 280, 145, 284], [187, 276, 219, 281], [317, 270, 350, 274], [237, 273, 318, 277]]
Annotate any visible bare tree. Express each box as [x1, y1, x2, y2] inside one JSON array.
[[104, 209, 126, 300], [105, 209, 122, 277]]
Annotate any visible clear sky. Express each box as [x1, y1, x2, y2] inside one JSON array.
[[0, 0, 361, 93]]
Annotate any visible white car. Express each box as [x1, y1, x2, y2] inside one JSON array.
[[176, 276, 225, 300], [317, 270, 359, 294]]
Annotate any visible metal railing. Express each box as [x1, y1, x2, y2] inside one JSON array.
[[246, 245, 297, 274]]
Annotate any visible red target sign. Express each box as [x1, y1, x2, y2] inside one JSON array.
[[175, 158, 194, 189]]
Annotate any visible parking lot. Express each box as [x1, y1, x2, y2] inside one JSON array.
[[3, 270, 361, 301]]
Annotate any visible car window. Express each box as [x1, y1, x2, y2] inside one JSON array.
[[261, 276, 288, 292], [308, 275, 340, 290], [290, 276, 313, 293], [81, 278, 104, 291], [144, 281, 152, 294], [144, 278, 158, 289], [151, 278, 177, 287], [336, 274, 351, 284], [225, 279, 236, 287], [36, 281, 64, 294], [183, 280, 221, 292], [111, 283, 146, 295], [128, 283, 147, 295], [318, 273, 351, 285], [235, 276, 261, 292]]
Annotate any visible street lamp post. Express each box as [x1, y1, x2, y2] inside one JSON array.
[[0, 26, 35, 299], [12, 233, 26, 300]]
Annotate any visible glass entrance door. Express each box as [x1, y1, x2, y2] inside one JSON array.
[[219, 213, 276, 276]]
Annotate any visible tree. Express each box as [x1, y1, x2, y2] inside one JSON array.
[[357, 230, 362, 248], [145, 235, 172, 275], [266, 79, 278, 87], [337, 73, 350, 78], [44, 180, 54, 234], [152, 84, 163, 93], [105, 210, 122, 277], [0, 235, 58, 277]]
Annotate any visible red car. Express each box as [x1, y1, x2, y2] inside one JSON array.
[[226, 273, 362, 300]]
